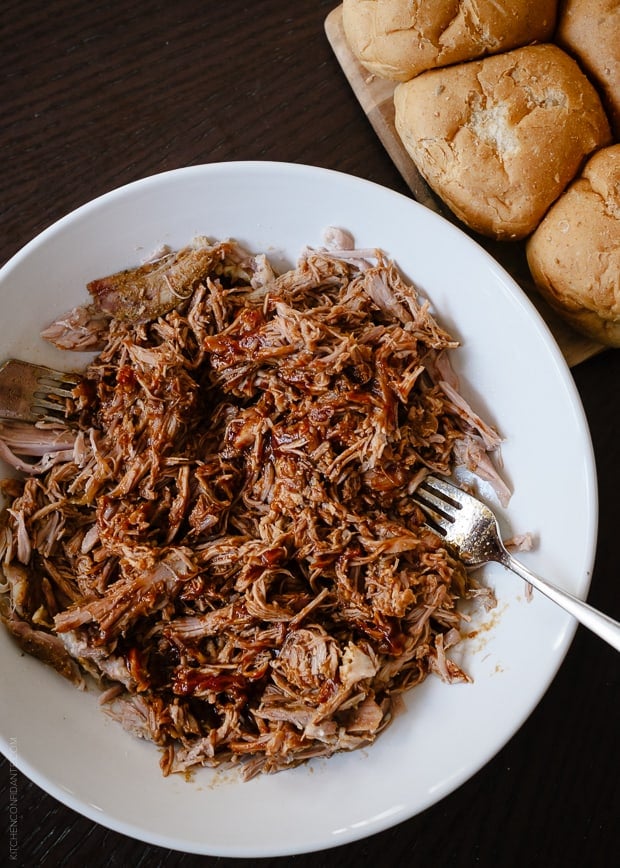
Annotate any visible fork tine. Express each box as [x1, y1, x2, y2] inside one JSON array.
[[37, 372, 80, 391], [412, 474, 471, 535], [32, 387, 74, 423], [0, 359, 80, 426], [413, 487, 455, 522], [35, 369, 79, 405], [32, 396, 69, 413], [413, 506, 449, 536], [419, 474, 468, 506], [411, 493, 451, 536], [35, 384, 76, 401]]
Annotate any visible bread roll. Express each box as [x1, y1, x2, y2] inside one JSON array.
[[557, 0, 620, 137], [394, 44, 612, 240], [526, 145, 620, 347], [342, 0, 558, 82]]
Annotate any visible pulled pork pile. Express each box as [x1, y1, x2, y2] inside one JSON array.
[[0, 232, 505, 778]]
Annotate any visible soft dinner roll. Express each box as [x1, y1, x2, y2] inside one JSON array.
[[526, 145, 620, 347], [557, 0, 620, 137], [342, 0, 558, 82], [394, 44, 612, 240]]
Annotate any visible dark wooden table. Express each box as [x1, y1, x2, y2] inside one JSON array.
[[1, 2, 618, 866]]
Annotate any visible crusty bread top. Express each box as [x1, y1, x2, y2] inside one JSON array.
[[343, 0, 558, 82], [394, 44, 612, 240], [557, 0, 620, 137], [526, 144, 620, 347]]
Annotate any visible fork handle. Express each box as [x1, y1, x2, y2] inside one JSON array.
[[501, 553, 620, 652]]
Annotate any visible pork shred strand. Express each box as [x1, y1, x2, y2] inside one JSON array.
[[0, 237, 502, 779]]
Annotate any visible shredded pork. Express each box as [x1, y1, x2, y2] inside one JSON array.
[[0, 232, 504, 779]]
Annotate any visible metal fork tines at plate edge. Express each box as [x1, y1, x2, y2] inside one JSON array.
[[0, 359, 80, 424], [412, 475, 620, 653]]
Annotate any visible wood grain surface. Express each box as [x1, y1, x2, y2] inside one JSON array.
[[0, 3, 618, 867]]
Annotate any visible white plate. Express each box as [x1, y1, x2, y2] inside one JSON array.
[[0, 162, 597, 857]]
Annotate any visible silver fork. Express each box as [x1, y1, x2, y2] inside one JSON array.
[[0, 359, 81, 425], [412, 474, 620, 652]]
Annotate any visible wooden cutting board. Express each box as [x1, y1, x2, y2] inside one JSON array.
[[325, 5, 604, 368]]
